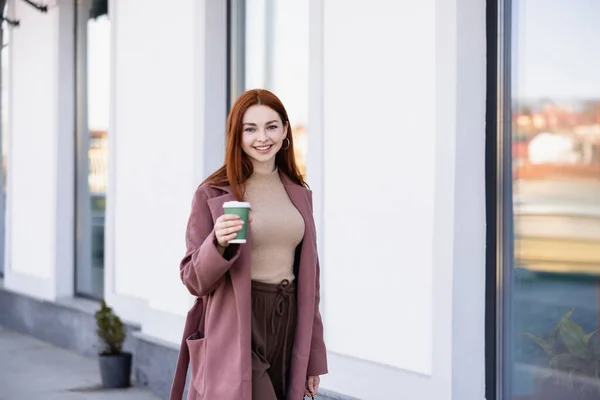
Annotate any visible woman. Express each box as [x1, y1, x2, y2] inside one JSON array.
[[170, 89, 328, 400]]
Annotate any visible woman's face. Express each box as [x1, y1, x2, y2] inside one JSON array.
[[241, 105, 287, 170]]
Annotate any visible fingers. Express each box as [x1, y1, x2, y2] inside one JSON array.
[[215, 215, 244, 247], [216, 214, 243, 228], [218, 213, 252, 224], [305, 376, 320, 396], [216, 232, 238, 246], [217, 221, 244, 233], [219, 213, 241, 221], [313, 376, 320, 393]]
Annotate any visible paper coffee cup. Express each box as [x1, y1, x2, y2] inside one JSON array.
[[222, 201, 251, 243]]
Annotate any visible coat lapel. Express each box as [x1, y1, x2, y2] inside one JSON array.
[[279, 173, 315, 236], [206, 185, 236, 221], [206, 184, 253, 387], [280, 174, 318, 398]]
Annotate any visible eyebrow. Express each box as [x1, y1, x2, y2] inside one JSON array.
[[243, 120, 279, 126]]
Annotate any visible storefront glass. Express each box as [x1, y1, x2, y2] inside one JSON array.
[[75, 0, 109, 299], [503, 1, 600, 398], [228, 0, 309, 177], [0, 8, 8, 277]]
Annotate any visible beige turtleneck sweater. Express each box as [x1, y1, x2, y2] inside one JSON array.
[[244, 168, 305, 284]]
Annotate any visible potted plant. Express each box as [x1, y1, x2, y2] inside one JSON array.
[[95, 300, 132, 388], [523, 309, 600, 400]]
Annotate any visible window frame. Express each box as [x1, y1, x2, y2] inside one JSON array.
[[487, 0, 513, 399]]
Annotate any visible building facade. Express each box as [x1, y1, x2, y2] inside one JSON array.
[[4, 0, 597, 399], [4, 0, 487, 399]]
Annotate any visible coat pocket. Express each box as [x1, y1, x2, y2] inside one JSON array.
[[186, 331, 207, 396]]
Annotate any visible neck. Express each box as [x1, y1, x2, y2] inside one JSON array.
[[252, 160, 277, 175]]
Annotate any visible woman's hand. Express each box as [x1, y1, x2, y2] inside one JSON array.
[[214, 214, 244, 248], [305, 375, 320, 397]]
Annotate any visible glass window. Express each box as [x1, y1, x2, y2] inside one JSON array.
[[0, 6, 9, 277], [75, 0, 109, 299], [504, 1, 600, 398], [229, 0, 309, 177]]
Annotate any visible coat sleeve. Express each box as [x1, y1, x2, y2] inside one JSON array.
[[306, 191, 329, 376], [180, 186, 241, 298]]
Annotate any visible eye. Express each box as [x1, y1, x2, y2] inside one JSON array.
[[244, 127, 255, 133], [267, 125, 277, 130]]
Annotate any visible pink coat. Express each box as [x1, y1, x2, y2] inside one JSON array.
[[170, 173, 328, 400]]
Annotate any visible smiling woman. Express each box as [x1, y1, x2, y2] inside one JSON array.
[[203, 89, 304, 201], [171, 89, 327, 400]]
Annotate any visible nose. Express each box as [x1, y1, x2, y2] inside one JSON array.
[[257, 127, 268, 141]]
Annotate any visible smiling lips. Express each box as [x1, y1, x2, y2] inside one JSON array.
[[254, 144, 273, 154]]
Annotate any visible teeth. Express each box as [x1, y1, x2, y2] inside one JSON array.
[[256, 145, 271, 150]]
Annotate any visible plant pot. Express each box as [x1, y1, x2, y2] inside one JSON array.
[[98, 352, 132, 389]]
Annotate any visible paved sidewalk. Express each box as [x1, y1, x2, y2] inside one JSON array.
[[0, 326, 159, 400]]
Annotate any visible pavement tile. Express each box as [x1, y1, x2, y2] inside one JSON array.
[[0, 326, 159, 400]]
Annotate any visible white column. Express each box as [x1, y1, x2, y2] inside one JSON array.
[[449, 0, 487, 396], [107, 0, 227, 344], [5, 0, 74, 300], [315, 0, 486, 398]]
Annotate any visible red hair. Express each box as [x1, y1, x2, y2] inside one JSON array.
[[202, 89, 307, 200]]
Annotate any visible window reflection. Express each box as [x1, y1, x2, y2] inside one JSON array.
[[231, 0, 309, 177], [510, 1, 600, 399], [75, 1, 109, 299], [0, 12, 8, 277]]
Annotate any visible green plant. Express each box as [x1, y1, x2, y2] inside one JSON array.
[[95, 300, 126, 355], [524, 309, 600, 394]]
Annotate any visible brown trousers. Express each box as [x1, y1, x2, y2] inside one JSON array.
[[251, 279, 297, 400]]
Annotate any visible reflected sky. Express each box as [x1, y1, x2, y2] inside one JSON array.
[[514, 0, 600, 99]]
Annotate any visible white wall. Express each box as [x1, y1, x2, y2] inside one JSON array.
[[322, 0, 435, 374], [316, 0, 486, 399], [110, 0, 195, 313], [107, 0, 227, 343], [5, 0, 74, 300]]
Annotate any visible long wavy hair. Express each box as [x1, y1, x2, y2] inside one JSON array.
[[202, 89, 306, 200]]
